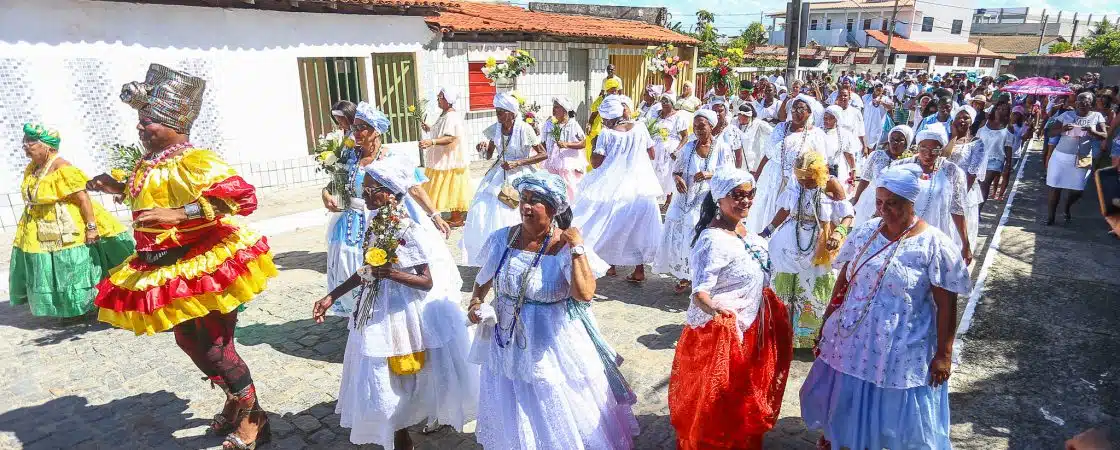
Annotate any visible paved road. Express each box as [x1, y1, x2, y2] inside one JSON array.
[[0, 147, 1115, 449]]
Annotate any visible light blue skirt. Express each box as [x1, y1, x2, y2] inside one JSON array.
[[800, 359, 952, 450]]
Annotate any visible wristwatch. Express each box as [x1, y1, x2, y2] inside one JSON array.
[[85, 222, 97, 231], [184, 202, 203, 220], [571, 245, 586, 257]]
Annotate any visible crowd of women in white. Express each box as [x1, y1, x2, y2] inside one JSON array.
[[310, 76, 1001, 448]]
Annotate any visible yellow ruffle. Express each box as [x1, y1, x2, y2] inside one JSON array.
[[127, 148, 237, 211], [106, 218, 266, 292], [97, 254, 278, 336], [14, 165, 129, 254], [388, 351, 426, 375]]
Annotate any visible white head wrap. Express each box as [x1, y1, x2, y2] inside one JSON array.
[[552, 96, 575, 113], [954, 105, 976, 124], [694, 109, 718, 126], [711, 166, 756, 202], [824, 105, 846, 129], [438, 86, 460, 109], [646, 85, 665, 99], [362, 161, 414, 195], [619, 95, 635, 112], [793, 94, 824, 127], [493, 93, 521, 118], [888, 124, 915, 146], [598, 95, 625, 120], [659, 91, 678, 104], [915, 122, 949, 147], [878, 163, 924, 203]]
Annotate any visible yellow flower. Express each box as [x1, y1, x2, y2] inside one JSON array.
[[110, 168, 129, 182], [486, 57, 497, 68], [317, 150, 332, 161], [365, 247, 388, 266], [517, 49, 529, 57], [408, 105, 416, 113], [343, 137, 355, 148], [525, 117, 534, 124]]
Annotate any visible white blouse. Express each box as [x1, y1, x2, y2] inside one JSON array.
[[818, 219, 970, 389], [687, 228, 771, 335]]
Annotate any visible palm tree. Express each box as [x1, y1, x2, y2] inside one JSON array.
[[696, 10, 715, 27]]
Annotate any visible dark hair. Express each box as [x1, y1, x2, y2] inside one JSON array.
[[691, 193, 718, 247], [555, 209, 573, 230], [331, 100, 356, 123]]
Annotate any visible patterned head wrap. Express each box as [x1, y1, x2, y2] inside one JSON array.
[[362, 161, 413, 195], [603, 77, 622, 92], [646, 85, 665, 99], [793, 150, 829, 187], [879, 163, 924, 203], [598, 95, 624, 120], [23, 123, 60, 150], [552, 96, 576, 113], [355, 102, 391, 134], [513, 171, 569, 214], [888, 124, 915, 146], [121, 64, 206, 134], [711, 165, 756, 202], [694, 109, 718, 127], [916, 122, 949, 148]]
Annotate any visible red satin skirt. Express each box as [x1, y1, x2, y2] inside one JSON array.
[[669, 287, 794, 450]]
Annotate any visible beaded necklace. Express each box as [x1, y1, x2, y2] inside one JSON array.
[[794, 184, 823, 256], [836, 219, 918, 338], [778, 122, 811, 193], [682, 139, 717, 210], [341, 153, 368, 246], [914, 157, 944, 217], [494, 226, 553, 349], [127, 141, 194, 198]]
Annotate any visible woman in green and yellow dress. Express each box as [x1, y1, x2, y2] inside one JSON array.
[[9, 123, 134, 318]]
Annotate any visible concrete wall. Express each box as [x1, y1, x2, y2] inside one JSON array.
[[526, 3, 666, 26], [909, 0, 973, 44], [1006, 55, 1120, 80]]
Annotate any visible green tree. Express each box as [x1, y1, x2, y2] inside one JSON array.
[[1091, 19, 1114, 38], [1082, 30, 1120, 65], [668, 21, 685, 33], [695, 10, 715, 28], [741, 22, 769, 46], [1048, 41, 1075, 54]]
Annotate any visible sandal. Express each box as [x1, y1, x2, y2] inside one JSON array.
[[205, 377, 239, 436], [221, 385, 271, 450], [673, 280, 691, 295], [625, 274, 646, 284]]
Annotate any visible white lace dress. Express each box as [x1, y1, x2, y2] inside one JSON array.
[[946, 139, 986, 250], [571, 125, 664, 266], [822, 127, 860, 189], [337, 219, 479, 447], [460, 121, 541, 266], [687, 228, 770, 335], [652, 139, 733, 280], [471, 227, 639, 449], [651, 112, 691, 195], [852, 150, 896, 226], [746, 122, 828, 234], [897, 156, 969, 250]]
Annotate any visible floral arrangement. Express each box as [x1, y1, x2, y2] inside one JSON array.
[[510, 91, 542, 131], [106, 143, 144, 182], [482, 49, 537, 81], [645, 118, 670, 141], [645, 44, 689, 77], [407, 98, 428, 125], [706, 57, 735, 90], [314, 129, 350, 174], [354, 203, 407, 328], [548, 117, 564, 143]]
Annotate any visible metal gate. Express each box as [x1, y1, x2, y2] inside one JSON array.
[[609, 54, 647, 104], [371, 53, 422, 143], [567, 49, 590, 125], [298, 57, 367, 153]]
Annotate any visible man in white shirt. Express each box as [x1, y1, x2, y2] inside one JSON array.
[[730, 80, 754, 113], [863, 94, 892, 154], [828, 78, 863, 108], [862, 81, 884, 109], [894, 74, 919, 105], [835, 87, 866, 151]]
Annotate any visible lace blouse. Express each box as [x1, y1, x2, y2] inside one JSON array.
[[687, 228, 771, 335]]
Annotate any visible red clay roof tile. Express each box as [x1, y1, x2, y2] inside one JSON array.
[[865, 30, 1005, 58]]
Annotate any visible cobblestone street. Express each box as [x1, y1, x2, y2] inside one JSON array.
[[1, 148, 1116, 449]]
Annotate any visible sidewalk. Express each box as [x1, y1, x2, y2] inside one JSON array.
[[951, 145, 1120, 448]]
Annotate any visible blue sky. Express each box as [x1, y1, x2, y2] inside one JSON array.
[[518, 0, 1119, 35]]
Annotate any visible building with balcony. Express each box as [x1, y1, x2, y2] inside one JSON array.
[[767, 0, 1010, 74], [972, 7, 1119, 46]]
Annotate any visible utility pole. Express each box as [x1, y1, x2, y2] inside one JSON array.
[[881, 0, 901, 75], [786, 0, 803, 82], [1037, 12, 1049, 54], [1069, 12, 1079, 44]]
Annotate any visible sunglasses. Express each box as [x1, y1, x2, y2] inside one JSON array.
[[726, 188, 756, 202]]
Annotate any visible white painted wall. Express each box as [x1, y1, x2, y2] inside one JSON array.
[[0, 0, 432, 229], [909, 0, 974, 44]]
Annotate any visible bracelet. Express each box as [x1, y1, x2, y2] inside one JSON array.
[[184, 202, 203, 220], [835, 224, 850, 238], [85, 222, 98, 231], [429, 211, 441, 220], [198, 197, 216, 221]]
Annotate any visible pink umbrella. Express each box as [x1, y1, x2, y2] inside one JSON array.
[[1000, 77, 1072, 96]]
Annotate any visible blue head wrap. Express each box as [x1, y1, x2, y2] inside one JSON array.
[[355, 101, 391, 134], [513, 171, 569, 214], [361, 161, 413, 195], [879, 163, 924, 203]]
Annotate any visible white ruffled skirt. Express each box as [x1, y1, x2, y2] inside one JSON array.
[[471, 298, 639, 450], [746, 162, 789, 234], [652, 185, 704, 279], [460, 167, 527, 267], [571, 195, 663, 266]]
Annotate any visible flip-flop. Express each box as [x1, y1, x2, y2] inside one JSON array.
[[625, 274, 646, 284], [673, 281, 690, 295]]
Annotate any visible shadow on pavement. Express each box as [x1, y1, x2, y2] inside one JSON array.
[[949, 150, 1120, 449], [0, 391, 208, 449], [0, 305, 110, 347], [272, 250, 327, 274], [236, 317, 347, 364], [636, 324, 682, 351], [266, 400, 480, 449]]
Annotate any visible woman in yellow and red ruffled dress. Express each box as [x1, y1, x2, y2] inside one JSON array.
[[87, 64, 277, 450], [9, 123, 134, 319]]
